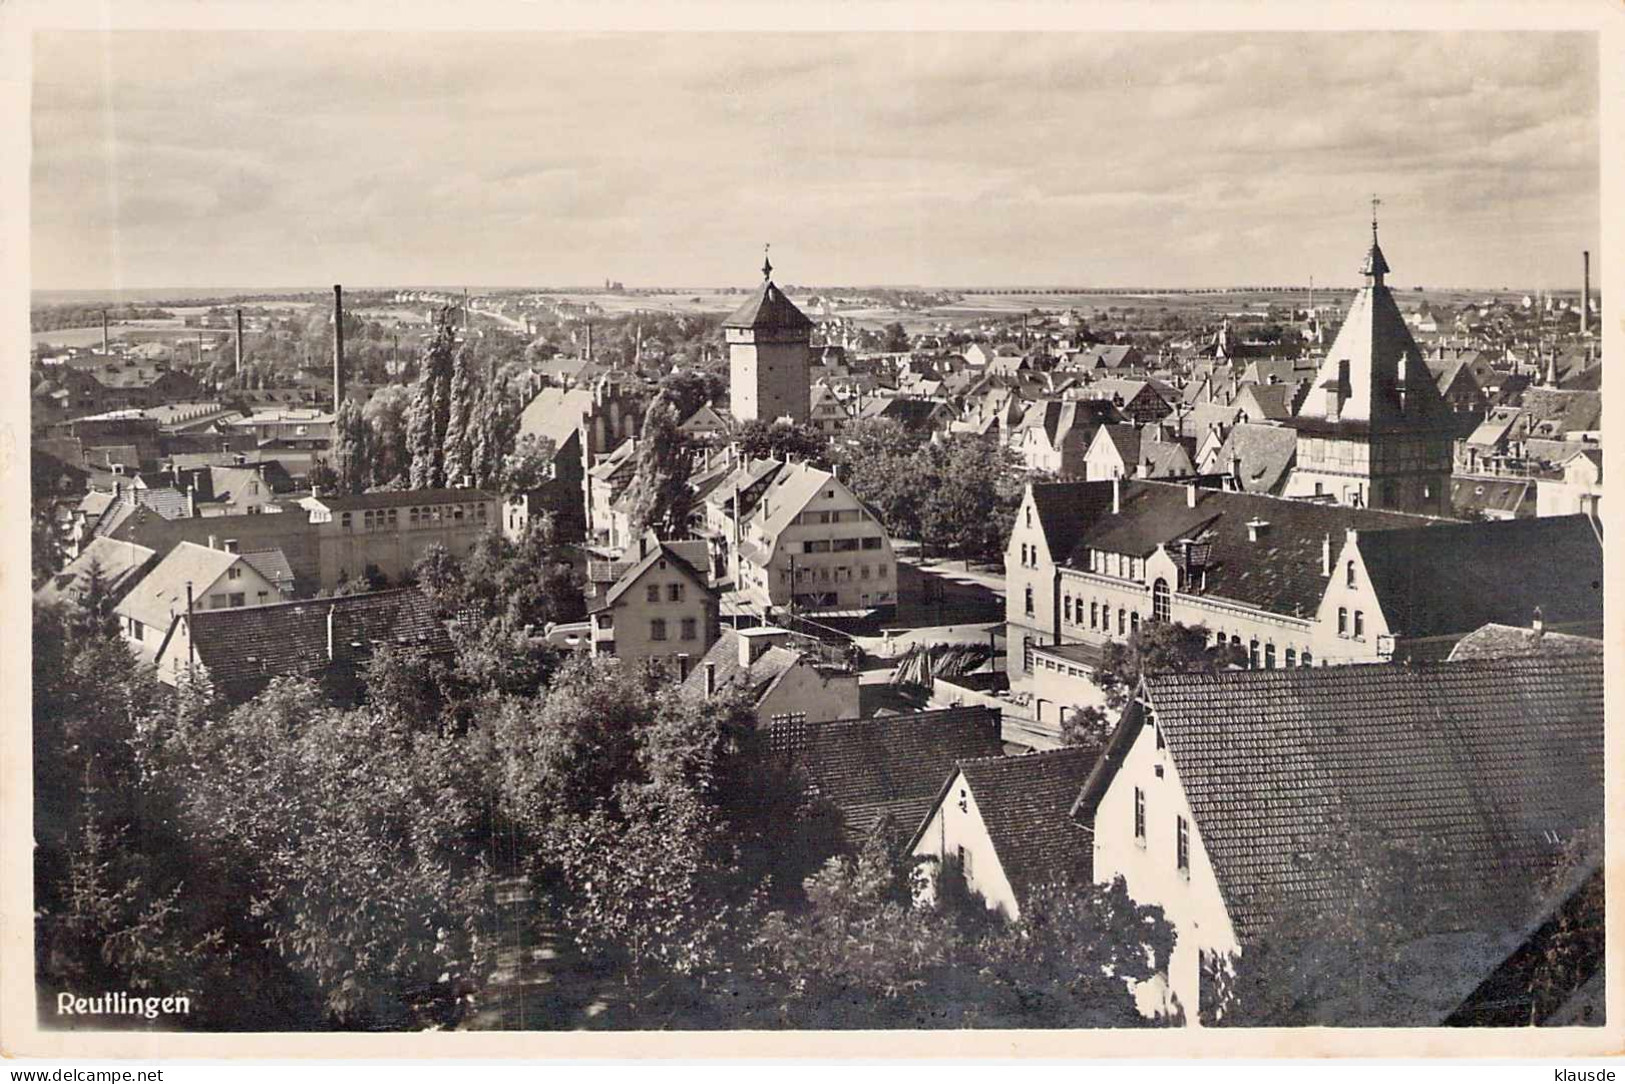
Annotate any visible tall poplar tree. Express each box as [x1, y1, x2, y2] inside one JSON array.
[[442, 344, 479, 487], [407, 309, 457, 490]]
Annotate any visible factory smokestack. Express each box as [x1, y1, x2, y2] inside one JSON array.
[[586, 321, 593, 362], [332, 284, 345, 407], [101, 310, 109, 354], [234, 309, 244, 378], [1582, 250, 1591, 336]]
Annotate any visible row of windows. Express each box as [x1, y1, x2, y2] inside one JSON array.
[[1133, 786, 1190, 875], [802, 537, 885, 554], [339, 503, 488, 531], [1336, 607, 1366, 640], [649, 618, 700, 642], [1212, 631, 1314, 668], [1083, 549, 1145, 583], [797, 509, 867, 525], [645, 583, 687, 604], [782, 564, 887, 583]]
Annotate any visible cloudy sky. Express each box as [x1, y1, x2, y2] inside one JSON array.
[[32, 31, 1599, 292]]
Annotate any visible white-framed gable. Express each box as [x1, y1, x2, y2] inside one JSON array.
[[911, 768, 1022, 920]]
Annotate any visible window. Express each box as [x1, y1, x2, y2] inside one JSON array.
[[228, 593, 245, 608], [650, 618, 668, 641], [1024, 585, 1035, 617], [128, 619, 143, 641], [210, 593, 228, 608], [1025, 506, 1033, 529], [646, 584, 660, 603], [1285, 647, 1296, 667], [1177, 816, 1190, 874], [1134, 787, 1146, 843], [1353, 610, 1365, 640], [861, 537, 882, 550], [1023, 636, 1034, 673], [1301, 650, 1312, 667], [227, 567, 242, 581], [1265, 642, 1276, 669], [1345, 560, 1356, 588], [341, 512, 352, 529], [958, 844, 974, 880], [878, 565, 888, 579], [1063, 597, 1073, 623], [1020, 543, 1029, 566], [668, 583, 684, 602], [1090, 602, 1099, 629], [861, 565, 871, 580], [680, 617, 697, 641], [1338, 607, 1348, 636], [1131, 611, 1140, 634], [1249, 639, 1260, 669], [804, 540, 830, 554], [1153, 578, 1170, 622], [1117, 608, 1126, 636]]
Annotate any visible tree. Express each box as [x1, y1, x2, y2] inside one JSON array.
[[306, 457, 338, 494], [914, 434, 1026, 562], [735, 418, 828, 465], [330, 396, 372, 495], [32, 512, 64, 589], [834, 418, 931, 541], [881, 321, 911, 353], [363, 384, 413, 487], [1094, 621, 1245, 711], [407, 310, 457, 489], [622, 395, 693, 540], [442, 343, 479, 486], [500, 433, 556, 500], [657, 368, 727, 421]]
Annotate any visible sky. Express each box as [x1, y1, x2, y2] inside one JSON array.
[[31, 31, 1601, 292]]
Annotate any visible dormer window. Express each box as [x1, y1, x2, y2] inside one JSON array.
[[1346, 560, 1356, 588]]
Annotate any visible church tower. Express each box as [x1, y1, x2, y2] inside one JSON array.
[[725, 248, 813, 425], [1282, 205, 1454, 514]]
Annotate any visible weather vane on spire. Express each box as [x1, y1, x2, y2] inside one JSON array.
[[762, 243, 773, 281], [1371, 195, 1382, 238]]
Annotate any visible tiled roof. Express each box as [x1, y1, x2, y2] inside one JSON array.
[[1135, 440, 1194, 478], [680, 628, 802, 706], [597, 539, 711, 609], [187, 588, 448, 694], [1359, 515, 1603, 642], [935, 747, 1099, 900], [518, 387, 594, 449], [1108, 657, 1602, 947], [1035, 479, 1435, 618], [1445, 623, 1603, 662], [1233, 383, 1294, 421], [240, 548, 296, 591], [769, 705, 1005, 842], [723, 280, 814, 333], [1449, 477, 1531, 517], [1211, 423, 1298, 494], [34, 537, 157, 607], [1518, 388, 1601, 435]]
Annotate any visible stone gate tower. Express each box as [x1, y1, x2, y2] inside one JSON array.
[[725, 249, 813, 425]]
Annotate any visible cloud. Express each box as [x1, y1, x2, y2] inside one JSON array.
[[30, 29, 1600, 290]]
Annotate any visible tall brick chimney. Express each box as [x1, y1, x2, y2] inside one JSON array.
[[332, 284, 345, 408], [234, 308, 244, 378], [1582, 250, 1591, 336], [101, 310, 109, 354]]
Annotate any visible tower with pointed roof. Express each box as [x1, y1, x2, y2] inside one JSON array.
[[725, 247, 814, 425], [1281, 208, 1454, 514]]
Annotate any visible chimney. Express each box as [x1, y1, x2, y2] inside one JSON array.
[[311, 483, 320, 500], [1579, 251, 1592, 336], [739, 632, 757, 668], [327, 604, 338, 661], [676, 653, 691, 681], [639, 533, 651, 560], [1111, 475, 1121, 514], [586, 322, 593, 362], [1532, 606, 1545, 636], [187, 485, 196, 517], [234, 309, 244, 377], [1186, 483, 1197, 509], [1321, 533, 1332, 576], [703, 661, 717, 697], [1246, 518, 1269, 543], [102, 310, 109, 354], [207, 534, 219, 550], [332, 284, 345, 408], [223, 538, 239, 555]]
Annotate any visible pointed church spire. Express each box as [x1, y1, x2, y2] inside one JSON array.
[[1362, 196, 1389, 286], [762, 243, 773, 282]]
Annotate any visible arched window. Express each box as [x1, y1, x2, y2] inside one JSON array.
[[1230, 634, 1241, 650], [1338, 607, 1348, 636], [1265, 642, 1276, 669], [1301, 650, 1313, 667], [1345, 560, 1356, 588], [1285, 647, 1297, 667], [1063, 596, 1073, 623], [1249, 639, 1261, 669], [1024, 585, 1035, 617], [1354, 610, 1365, 639], [1152, 578, 1171, 622], [1117, 608, 1127, 636], [1131, 611, 1140, 635], [1090, 601, 1098, 629]]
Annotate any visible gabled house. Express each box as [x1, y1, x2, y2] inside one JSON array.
[[588, 532, 718, 673], [34, 537, 157, 611], [1536, 448, 1602, 518], [155, 587, 451, 702], [1083, 425, 1194, 482], [909, 746, 1097, 919], [766, 705, 1005, 844], [682, 626, 859, 726], [1009, 399, 1122, 477], [114, 540, 291, 667], [678, 401, 731, 442], [807, 384, 852, 435], [1073, 657, 1603, 1024], [1208, 423, 1298, 495]]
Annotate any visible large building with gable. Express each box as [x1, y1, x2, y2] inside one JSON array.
[[1280, 216, 1455, 514]]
